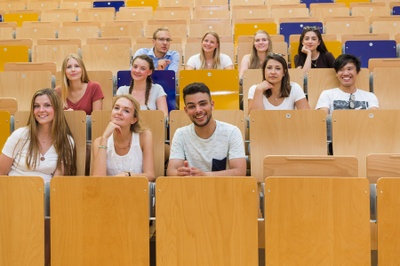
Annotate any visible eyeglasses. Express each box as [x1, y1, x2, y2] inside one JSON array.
[[268, 52, 285, 57], [303, 26, 320, 31], [155, 38, 172, 43], [349, 94, 355, 109]]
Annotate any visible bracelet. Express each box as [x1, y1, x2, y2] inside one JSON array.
[[98, 145, 107, 149]]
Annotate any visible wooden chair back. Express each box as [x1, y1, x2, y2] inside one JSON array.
[[50, 176, 149, 265], [156, 176, 258, 265], [0, 176, 45, 266], [265, 176, 370, 264]]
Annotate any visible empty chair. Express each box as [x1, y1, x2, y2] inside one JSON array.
[[265, 176, 370, 264], [81, 37, 132, 74], [93, 0, 125, 12], [3, 10, 40, 27], [0, 22, 16, 39], [344, 40, 397, 68], [371, 16, 400, 39], [341, 33, 391, 43], [0, 2, 26, 11], [309, 3, 349, 21], [192, 5, 230, 20], [115, 6, 153, 21], [0, 71, 52, 111], [152, 6, 191, 23], [125, 0, 159, 10], [179, 70, 240, 110], [33, 38, 81, 71], [159, 0, 193, 7], [264, 155, 358, 177], [156, 176, 258, 265], [59, 1, 92, 9], [100, 21, 144, 39], [26, 1, 60, 10], [367, 154, 400, 183], [0, 110, 11, 150], [377, 177, 400, 265], [58, 22, 101, 45], [324, 17, 370, 35], [78, 7, 115, 24], [0, 97, 18, 115], [350, 2, 390, 20], [4, 62, 57, 75], [368, 58, 400, 72], [189, 19, 232, 38], [51, 176, 149, 265], [335, 0, 370, 7], [0, 176, 45, 266], [269, 4, 310, 23], [231, 5, 270, 23], [372, 67, 400, 109], [249, 110, 327, 182], [301, 0, 334, 8], [332, 110, 400, 177], [40, 9, 78, 22], [0, 43, 31, 71]]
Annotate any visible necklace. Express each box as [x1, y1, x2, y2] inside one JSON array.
[[311, 59, 317, 67], [114, 136, 132, 150], [39, 135, 52, 143]]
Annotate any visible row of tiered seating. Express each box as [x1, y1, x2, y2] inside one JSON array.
[[1, 173, 400, 264]]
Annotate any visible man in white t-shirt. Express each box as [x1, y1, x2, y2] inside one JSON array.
[[316, 54, 379, 114], [167, 82, 246, 176]]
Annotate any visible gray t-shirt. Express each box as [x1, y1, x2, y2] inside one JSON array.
[[169, 120, 245, 172]]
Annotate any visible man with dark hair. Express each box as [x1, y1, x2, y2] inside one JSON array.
[[133, 27, 180, 72], [167, 82, 246, 176], [316, 54, 379, 114]]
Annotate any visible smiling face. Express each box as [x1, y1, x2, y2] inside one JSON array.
[[34, 94, 54, 126], [264, 59, 285, 85], [111, 97, 138, 128], [130, 58, 153, 82], [184, 92, 214, 128], [65, 58, 82, 81], [202, 34, 219, 54], [336, 62, 358, 89], [253, 32, 269, 52], [302, 31, 321, 52]]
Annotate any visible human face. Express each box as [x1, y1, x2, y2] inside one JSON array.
[[153, 30, 171, 57], [65, 58, 82, 81], [264, 59, 285, 85], [202, 34, 218, 54], [302, 31, 320, 52], [184, 92, 214, 128], [254, 33, 269, 52], [111, 98, 137, 127], [336, 62, 358, 89], [34, 95, 54, 126], [130, 58, 152, 81]]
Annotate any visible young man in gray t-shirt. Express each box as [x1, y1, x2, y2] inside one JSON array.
[[167, 82, 246, 176]]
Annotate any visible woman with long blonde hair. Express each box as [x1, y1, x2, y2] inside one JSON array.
[[55, 53, 104, 115], [0, 88, 77, 180], [185, 31, 233, 70]]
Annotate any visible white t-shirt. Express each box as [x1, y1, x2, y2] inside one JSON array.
[[106, 132, 143, 176], [186, 53, 233, 70], [169, 120, 245, 172], [2, 127, 74, 183], [315, 88, 379, 114], [116, 83, 167, 110], [248, 82, 306, 110]]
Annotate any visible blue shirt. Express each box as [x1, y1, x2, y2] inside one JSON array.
[[134, 47, 180, 73]]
